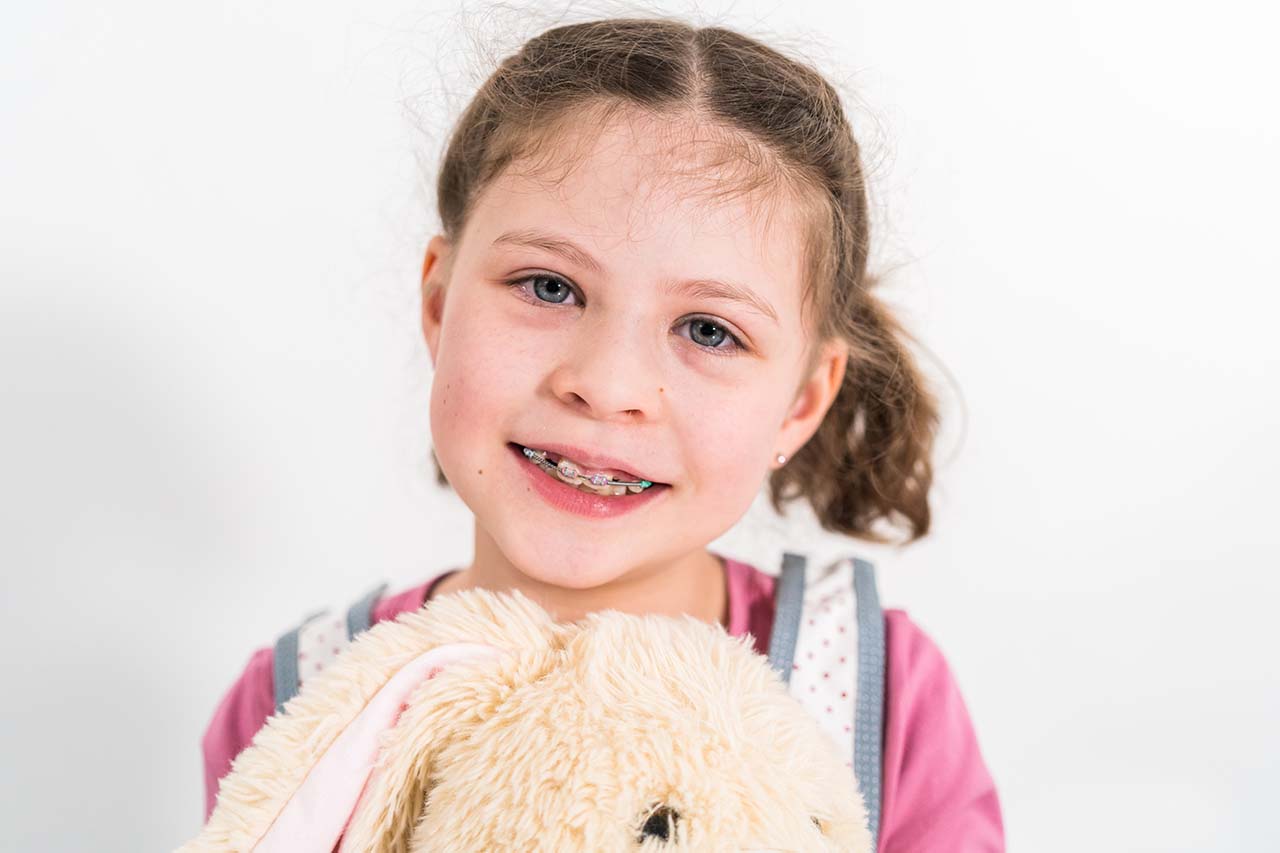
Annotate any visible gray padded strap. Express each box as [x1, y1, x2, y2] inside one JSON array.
[[346, 582, 388, 641], [272, 608, 326, 715], [271, 582, 389, 716], [852, 557, 885, 847], [766, 551, 807, 684]]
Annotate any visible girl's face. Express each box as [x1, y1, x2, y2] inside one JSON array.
[[421, 110, 847, 590]]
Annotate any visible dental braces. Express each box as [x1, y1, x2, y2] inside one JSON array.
[[521, 447, 655, 490]]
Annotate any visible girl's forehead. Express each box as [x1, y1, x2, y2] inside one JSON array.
[[481, 109, 810, 246], [461, 119, 814, 325]]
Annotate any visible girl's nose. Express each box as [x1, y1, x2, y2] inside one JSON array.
[[547, 313, 663, 421]]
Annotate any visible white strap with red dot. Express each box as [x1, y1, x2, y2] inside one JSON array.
[[785, 556, 859, 770], [296, 611, 351, 688]]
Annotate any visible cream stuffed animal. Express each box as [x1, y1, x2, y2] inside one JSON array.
[[182, 588, 873, 852]]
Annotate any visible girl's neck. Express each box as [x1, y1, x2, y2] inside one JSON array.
[[432, 537, 729, 628]]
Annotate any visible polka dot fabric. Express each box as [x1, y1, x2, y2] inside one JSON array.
[[786, 557, 858, 771], [296, 613, 350, 688]]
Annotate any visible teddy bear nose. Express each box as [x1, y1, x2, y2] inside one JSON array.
[[638, 805, 678, 841]]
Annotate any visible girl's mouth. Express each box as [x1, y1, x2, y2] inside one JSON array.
[[508, 442, 666, 495], [506, 442, 671, 519]]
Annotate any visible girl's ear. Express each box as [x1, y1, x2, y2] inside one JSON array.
[[777, 337, 849, 456], [420, 235, 453, 367]]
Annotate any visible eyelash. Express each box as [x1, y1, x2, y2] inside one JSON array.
[[503, 273, 748, 356]]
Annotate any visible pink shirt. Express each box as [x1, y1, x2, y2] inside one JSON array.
[[202, 556, 1004, 851]]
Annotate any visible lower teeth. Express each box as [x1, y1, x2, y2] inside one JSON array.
[[552, 466, 637, 496]]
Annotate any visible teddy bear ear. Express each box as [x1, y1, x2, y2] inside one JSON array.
[[246, 642, 507, 853], [334, 641, 513, 853]]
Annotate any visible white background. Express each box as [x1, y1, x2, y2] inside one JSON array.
[[2, 1, 1276, 849]]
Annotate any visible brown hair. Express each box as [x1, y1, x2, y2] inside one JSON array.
[[423, 15, 940, 544]]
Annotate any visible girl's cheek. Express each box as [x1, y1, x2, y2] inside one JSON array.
[[683, 379, 787, 467], [430, 339, 529, 452], [431, 362, 490, 431]]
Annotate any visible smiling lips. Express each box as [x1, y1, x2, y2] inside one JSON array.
[[511, 441, 671, 517]]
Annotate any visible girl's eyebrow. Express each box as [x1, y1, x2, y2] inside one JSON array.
[[671, 278, 779, 326], [491, 228, 780, 325]]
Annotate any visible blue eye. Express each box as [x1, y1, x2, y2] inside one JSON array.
[[510, 273, 578, 306], [504, 273, 747, 356], [684, 317, 738, 351]]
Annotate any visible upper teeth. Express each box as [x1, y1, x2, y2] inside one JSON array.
[[564, 462, 611, 486], [520, 447, 653, 489]]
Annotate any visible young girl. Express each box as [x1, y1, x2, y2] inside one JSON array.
[[202, 17, 1004, 850]]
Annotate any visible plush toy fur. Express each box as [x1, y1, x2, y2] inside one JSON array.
[[184, 589, 873, 852]]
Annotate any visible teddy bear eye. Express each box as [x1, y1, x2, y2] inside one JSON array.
[[638, 804, 679, 843]]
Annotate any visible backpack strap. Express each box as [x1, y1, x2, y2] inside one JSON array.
[[271, 582, 389, 714], [272, 607, 326, 715], [851, 557, 885, 846], [346, 582, 388, 640], [766, 552, 885, 849], [765, 551, 807, 684]]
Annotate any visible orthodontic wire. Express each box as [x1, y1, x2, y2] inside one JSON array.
[[520, 447, 655, 490]]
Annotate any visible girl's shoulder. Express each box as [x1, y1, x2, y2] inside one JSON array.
[[721, 553, 777, 656], [371, 577, 440, 621], [735, 551, 1003, 848], [879, 611, 1005, 849]]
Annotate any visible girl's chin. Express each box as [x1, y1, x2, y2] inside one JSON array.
[[491, 538, 636, 590], [514, 556, 629, 591]]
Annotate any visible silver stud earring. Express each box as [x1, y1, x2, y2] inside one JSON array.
[[776, 453, 787, 465]]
